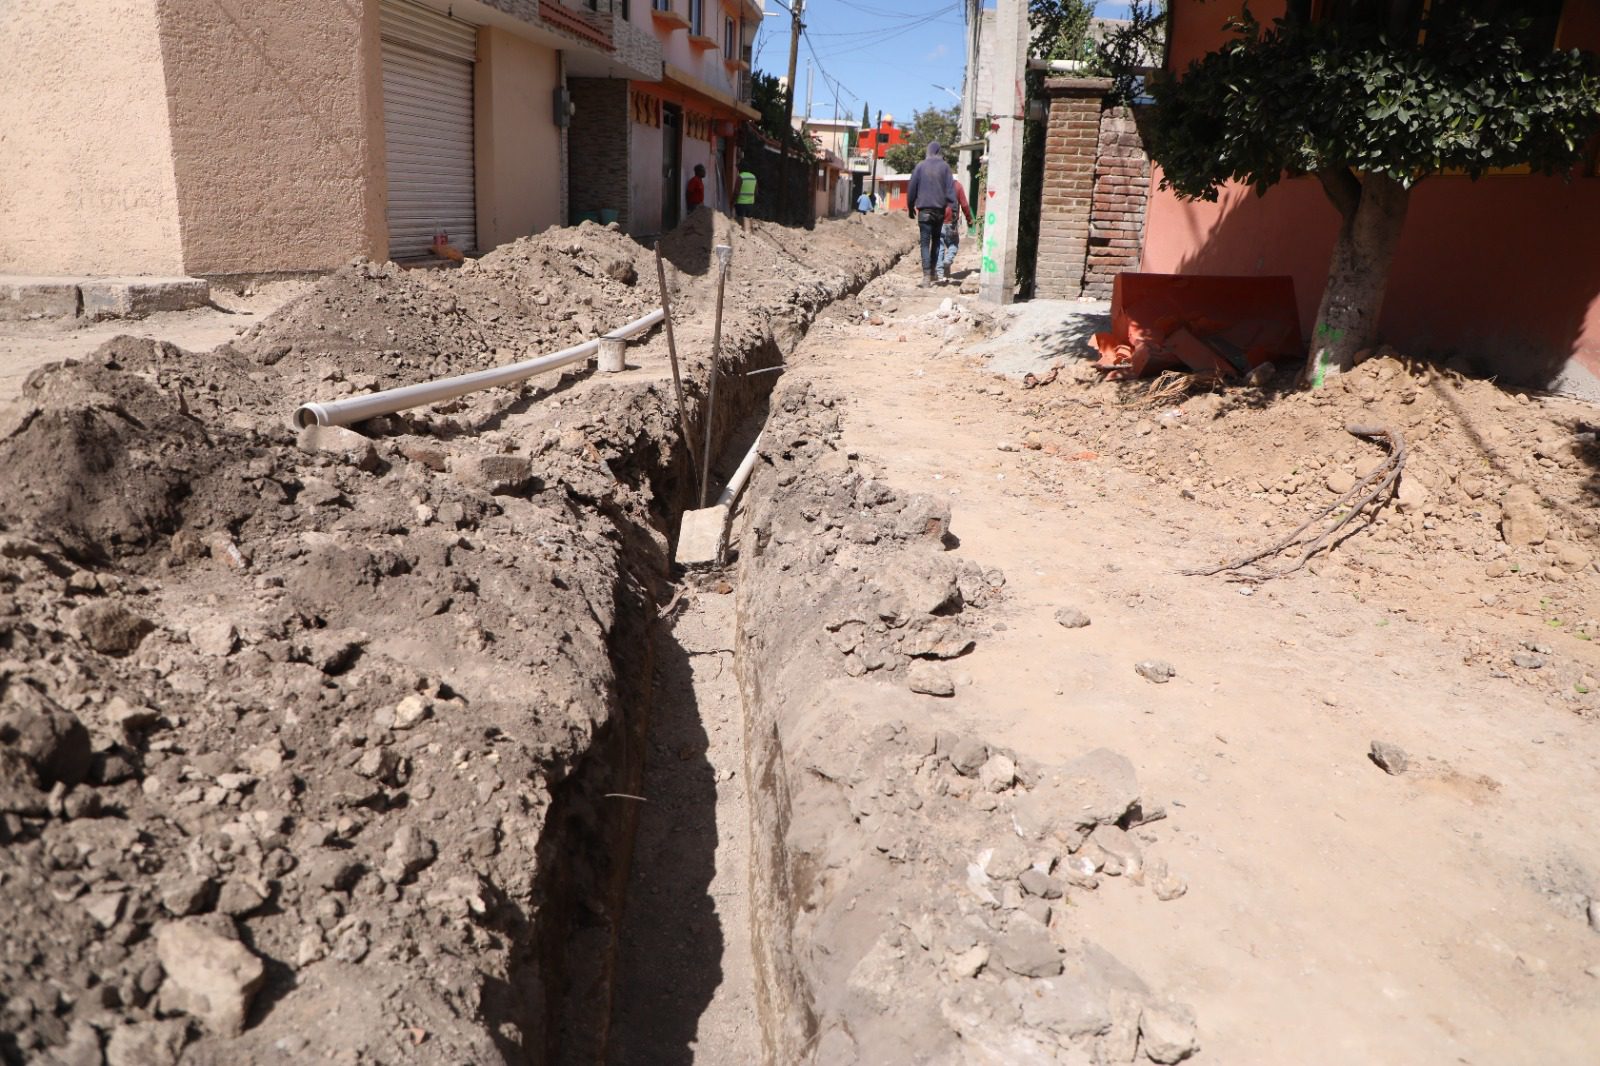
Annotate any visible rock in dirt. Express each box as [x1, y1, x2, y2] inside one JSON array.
[[105, 1019, 189, 1066], [155, 919, 265, 1037], [1554, 543, 1592, 574], [381, 824, 438, 884], [1499, 484, 1547, 546], [1135, 660, 1177, 684], [896, 494, 953, 544], [45, 1020, 106, 1066], [1139, 1001, 1200, 1063], [1325, 469, 1356, 494], [0, 746, 46, 814], [71, 600, 155, 656], [1054, 606, 1092, 629], [980, 753, 1017, 792], [1019, 868, 1065, 900], [906, 661, 955, 697], [190, 617, 239, 658], [1368, 740, 1410, 775], [296, 425, 379, 472], [454, 453, 534, 495], [1052, 749, 1139, 829], [995, 926, 1064, 977], [0, 698, 91, 787], [1512, 652, 1545, 670], [1586, 899, 1600, 934], [949, 738, 990, 776]]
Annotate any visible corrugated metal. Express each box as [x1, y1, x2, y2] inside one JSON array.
[[379, 0, 478, 61], [380, 0, 477, 260]]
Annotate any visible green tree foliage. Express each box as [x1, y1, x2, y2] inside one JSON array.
[[1146, 4, 1600, 382], [885, 105, 961, 174], [750, 70, 817, 163], [1090, 0, 1166, 104], [1030, 0, 1092, 62]]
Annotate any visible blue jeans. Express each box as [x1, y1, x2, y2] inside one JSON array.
[[917, 208, 943, 274], [937, 224, 958, 279]]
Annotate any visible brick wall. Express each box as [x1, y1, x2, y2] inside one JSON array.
[[567, 78, 631, 227], [1035, 78, 1109, 300], [1083, 105, 1150, 299]]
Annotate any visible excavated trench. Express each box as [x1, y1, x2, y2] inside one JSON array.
[[0, 217, 912, 1066], [529, 253, 907, 1065]]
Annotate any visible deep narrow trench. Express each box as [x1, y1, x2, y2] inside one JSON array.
[[604, 409, 767, 1065], [533, 245, 908, 1065]]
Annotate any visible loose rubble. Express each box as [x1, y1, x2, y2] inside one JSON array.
[[736, 381, 1198, 1063], [0, 214, 913, 1063]]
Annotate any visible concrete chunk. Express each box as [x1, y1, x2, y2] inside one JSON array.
[[675, 504, 730, 568], [80, 277, 209, 320], [0, 277, 81, 321], [155, 919, 265, 1036]]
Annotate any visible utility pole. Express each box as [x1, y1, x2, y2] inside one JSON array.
[[979, 0, 1027, 305], [956, 0, 982, 190], [780, 0, 805, 225], [869, 108, 882, 205]]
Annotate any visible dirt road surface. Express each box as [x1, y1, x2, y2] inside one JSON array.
[[763, 248, 1600, 1062], [3, 211, 1597, 1064]]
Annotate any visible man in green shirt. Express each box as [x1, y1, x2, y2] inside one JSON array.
[[735, 167, 757, 233]]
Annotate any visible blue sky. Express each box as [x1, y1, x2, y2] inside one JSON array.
[[755, 1, 1131, 130]]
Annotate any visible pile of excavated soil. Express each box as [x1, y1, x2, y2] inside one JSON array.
[[985, 352, 1600, 711], [0, 214, 915, 1065], [734, 381, 1199, 1065]]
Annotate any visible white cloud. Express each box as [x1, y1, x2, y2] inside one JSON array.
[[924, 43, 948, 62]]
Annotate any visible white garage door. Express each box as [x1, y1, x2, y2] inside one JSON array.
[[380, 0, 477, 260]]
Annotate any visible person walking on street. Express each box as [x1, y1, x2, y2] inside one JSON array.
[[735, 166, 758, 234], [856, 190, 873, 217], [686, 164, 706, 212], [906, 141, 955, 288], [935, 177, 973, 283]]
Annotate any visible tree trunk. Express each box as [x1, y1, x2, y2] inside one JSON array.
[[1304, 171, 1411, 387]]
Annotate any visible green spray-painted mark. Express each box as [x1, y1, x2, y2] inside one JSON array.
[[985, 211, 997, 226], [1310, 322, 1345, 389], [981, 256, 998, 274]]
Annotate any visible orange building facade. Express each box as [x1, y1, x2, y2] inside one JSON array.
[[1141, 1, 1600, 396]]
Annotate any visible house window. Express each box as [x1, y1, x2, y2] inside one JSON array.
[[689, 0, 702, 36], [652, 0, 670, 11], [725, 16, 737, 58]]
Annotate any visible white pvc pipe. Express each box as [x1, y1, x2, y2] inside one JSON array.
[[1027, 58, 1088, 72], [291, 307, 666, 429], [715, 433, 762, 509]]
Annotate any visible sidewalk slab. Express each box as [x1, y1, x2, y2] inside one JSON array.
[[80, 277, 210, 320], [0, 275, 210, 322], [0, 278, 81, 322]]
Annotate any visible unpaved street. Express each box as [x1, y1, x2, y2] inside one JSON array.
[[755, 248, 1600, 1062], [2, 214, 1597, 1064]]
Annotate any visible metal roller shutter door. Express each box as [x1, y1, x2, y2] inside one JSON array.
[[380, 0, 477, 260]]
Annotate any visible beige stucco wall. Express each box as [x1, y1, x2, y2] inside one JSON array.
[[0, 0, 186, 275], [155, 0, 386, 276], [474, 27, 563, 249]]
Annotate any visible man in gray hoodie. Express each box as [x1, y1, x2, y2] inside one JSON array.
[[905, 141, 956, 288]]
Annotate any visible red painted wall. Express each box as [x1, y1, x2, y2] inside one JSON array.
[[1145, 0, 1600, 391]]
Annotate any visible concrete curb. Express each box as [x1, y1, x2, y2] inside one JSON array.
[[0, 275, 209, 322]]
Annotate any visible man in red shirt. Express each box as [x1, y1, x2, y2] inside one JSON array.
[[686, 164, 706, 212]]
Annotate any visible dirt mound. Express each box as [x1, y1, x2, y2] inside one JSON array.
[[0, 215, 915, 1064], [1011, 351, 1600, 708], [0, 354, 222, 562]]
